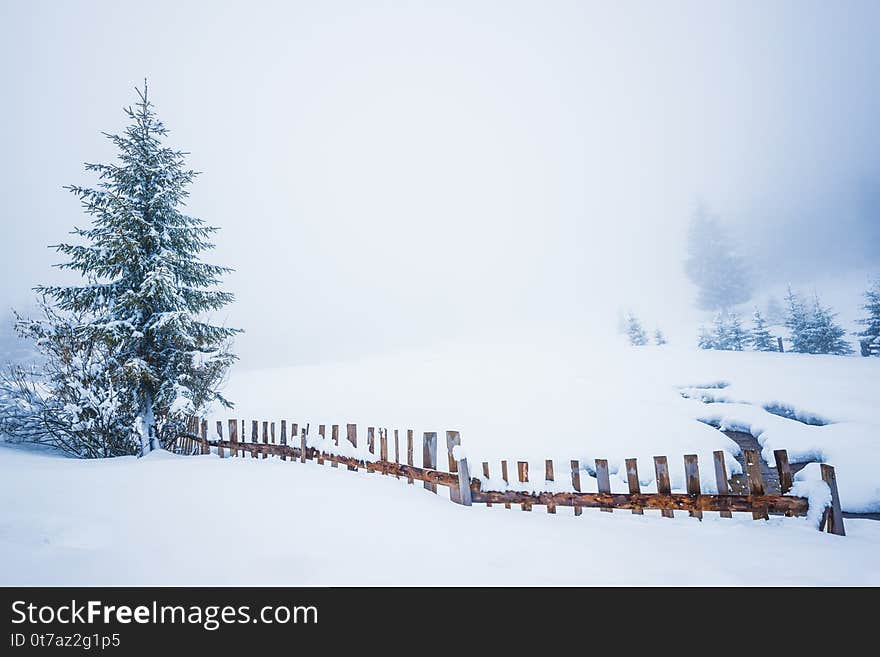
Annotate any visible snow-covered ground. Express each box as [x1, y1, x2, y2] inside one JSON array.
[[216, 332, 880, 512], [1, 444, 878, 586], [2, 331, 878, 585]]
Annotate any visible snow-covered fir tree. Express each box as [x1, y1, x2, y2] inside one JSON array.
[[750, 308, 776, 351], [10, 83, 240, 456], [727, 312, 747, 351], [653, 328, 667, 346], [697, 324, 714, 349], [855, 278, 880, 355], [710, 312, 731, 349], [626, 314, 648, 346], [683, 205, 753, 311], [785, 286, 852, 355]]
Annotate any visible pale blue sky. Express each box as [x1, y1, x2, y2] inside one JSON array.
[[2, 1, 879, 365]]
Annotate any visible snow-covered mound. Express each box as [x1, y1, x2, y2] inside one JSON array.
[[216, 334, 880, 512], [1, 444, 878, 586]]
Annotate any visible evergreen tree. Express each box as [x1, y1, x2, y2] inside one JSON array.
[[727, 312, 748, 351], [683, 205, 753, 311], [805, 296, 853, 355], [784, 286, 811, 353], [697, 324, 714, 349], [750, 308, 776, 351], [855, 278, 880, 355], [653, 328, 667, 346], [626, 314, 648, 346], [12, 83, 240, 456], [711, 312, 731, 350]]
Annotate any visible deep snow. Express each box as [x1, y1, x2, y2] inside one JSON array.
[[1, 444, 878, 586]]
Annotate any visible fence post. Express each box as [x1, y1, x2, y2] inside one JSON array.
[[300, 426, 308, 464], [777, 336, 784, 353], [570, 460, 582, 516], [406, 429, 414, 484], [346, 424, 357, 471], [393, 429, 400, 479], [595, 459, 611, 512], [774, 449, 793, 494], [684, 454, 702, 520], [517, 461, 531, 511], [501, 460, 511, 509], [744, 449, 768, 520], [482, 462, 492, 508], [331, 425, 339, 468], [367, 427, 375, 457], [653, 456, 673, 518], [250, 421, 258, 458], [379, 428, 388, 464], [423, 432, 438, 493], [216, 421, 224, 458], [820, 464, 845, 536], [317, 425, 326, 465], [456, 456, 473, 507], [280, 420, 287, 461], [712, 450, 732, 518], [262, 421, 269, 459], [446, 431, 462, 503], [228, 419, 238, 457], [625, 458, 643, 515], [545, 460, 556, 514]]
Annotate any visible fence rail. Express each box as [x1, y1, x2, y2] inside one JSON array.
[[173, 417, 845, 536]]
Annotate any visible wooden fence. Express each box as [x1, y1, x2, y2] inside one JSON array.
[[173, 417, 846, 536]]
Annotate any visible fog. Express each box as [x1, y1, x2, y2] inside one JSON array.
[[2, 1, 879, 367]]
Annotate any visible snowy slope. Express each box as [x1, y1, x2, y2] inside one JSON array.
[[1, 444, 877, 586], [215, 334, 880, 512]]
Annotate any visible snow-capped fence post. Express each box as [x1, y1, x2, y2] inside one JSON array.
[[595, 459, 611, 512], [545, 460, 556, 514], [684, 454, 702, 520], [653, 456, 673, 518], [820, 465, 845, 536], [216, 421, 224, 458], [713, 451, 732, 518], [777, 336, 784, 353], [625, 458, 643, 515], [379, 428, 388, 464], [251, 421, 259, 459], [482, 462, 492, 508], [743, 449, 768, 520], [456, 453, 472, 507], [280, 420, 287, 461], [422, 432, 438, 493], [570, 460, 582, 516], [406, 430, 414, 484], [517, 461, 531, 511], [346, 424, 357, 471], [262, 421, 269, 459], [446, 431, 462, 503], [367, 427, 375, 456], [228, 419, 238, 457], [300, 426, 308, 464], [774, 450, 793, 494], [317, 425, 326, 465], [501, 460, 511, 509], [331, 425, 339, 468], [200, 419, 208, 454]]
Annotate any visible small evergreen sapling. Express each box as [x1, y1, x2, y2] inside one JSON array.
[[626, 314, 648, 346], [855, 278, 880, 355], [653, 328, 667, 346], [750, 308, 776, 351]]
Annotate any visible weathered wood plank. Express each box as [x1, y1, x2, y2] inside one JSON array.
[[251, 421, 259, 459], [406, 429, 414, 484], [518, 461, 531, 511], [262, 421, 269, 459], [379, 429, 388, 471], [331, 425, 339, 468], [228, 419, 238, 457], [317, 425, 326, 465], [774, 449, 793, 494], [744, 449, 768, 520], [346, 424, 357, 471], [216, 421, 224, 458], [367, 426, 375, 455], [545, 460, 556, 514], [625, 458, 643, 515], [595, 459, 612, 512], [300, 426, 308, 464], [501, 460, 511, 509], [423, 432, 438, 493], [653, 456, 673, 518], [684, 454, 702, 520], [570, 460, 582, 516], [820, 464, 845, 536], [200, 419, 208, 454], [482, 462, 492, 508], [394, 429, 400, 478], [446, 431, 462, 503], [457, 455, 473, 506], [713, 450, 732, 518]]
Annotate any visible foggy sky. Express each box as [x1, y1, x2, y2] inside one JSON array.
[[2, 1, 879, 367]]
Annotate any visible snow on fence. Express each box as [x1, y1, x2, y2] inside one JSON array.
[[173, 417, 846, 536]]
